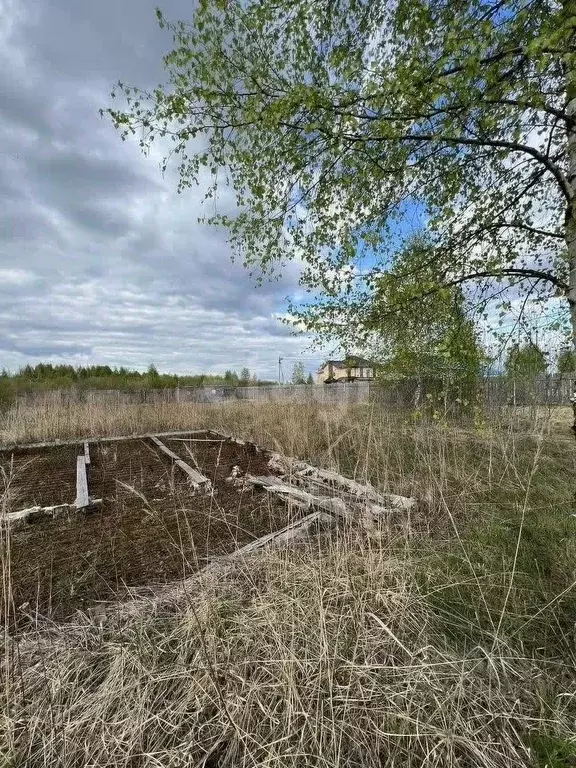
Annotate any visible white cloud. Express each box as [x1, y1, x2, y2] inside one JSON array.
[[0, 269, 39, 286], [0, 0, 320, 379]]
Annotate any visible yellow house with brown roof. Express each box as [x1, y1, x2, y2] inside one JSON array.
[[316, 356, 374, 384]]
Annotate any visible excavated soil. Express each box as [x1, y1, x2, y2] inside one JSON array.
[[0, 432, 291, 630]]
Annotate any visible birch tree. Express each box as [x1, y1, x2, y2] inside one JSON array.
[[291, 362, 307, 384], [505, 343, 548, 377], [107, 0, 576, 426]]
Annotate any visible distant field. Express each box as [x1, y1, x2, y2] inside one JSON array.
[[1, 400, 575, 767]]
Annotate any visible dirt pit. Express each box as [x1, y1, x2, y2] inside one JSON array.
[[0, 432, 291, 630]]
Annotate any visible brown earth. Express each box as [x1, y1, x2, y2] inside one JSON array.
[[0, 432, 291, 630]]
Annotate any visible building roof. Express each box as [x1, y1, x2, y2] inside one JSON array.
[[317, 356, 374, 372]]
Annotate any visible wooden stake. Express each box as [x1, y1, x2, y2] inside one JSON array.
[[75, 454, 90, 509]]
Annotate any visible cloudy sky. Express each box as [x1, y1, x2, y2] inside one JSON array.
[[0, 0, 325, 379]]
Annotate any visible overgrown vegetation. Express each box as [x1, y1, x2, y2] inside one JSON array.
[[1, 400, 575, 767]]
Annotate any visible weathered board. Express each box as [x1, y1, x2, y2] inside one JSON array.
[[75, 454, 90, 509], [149, 436, 212, 492], [0, 429, 212, 453]]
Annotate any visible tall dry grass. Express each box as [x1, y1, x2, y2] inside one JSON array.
[[1, 400, 576, 767], [0, 396, 368, 454]]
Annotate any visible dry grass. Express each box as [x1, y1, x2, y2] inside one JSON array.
[[1, 399, 576, 767]]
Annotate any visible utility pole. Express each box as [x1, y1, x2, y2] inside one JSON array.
[[278, 356, 283, 385]]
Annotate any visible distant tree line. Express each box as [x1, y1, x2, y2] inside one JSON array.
[[0, 363, 278, 407]]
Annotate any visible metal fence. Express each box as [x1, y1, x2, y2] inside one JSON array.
[[481, 374, 575, 407], [370, 374, 576, 410], [14, 375, 576, 409]]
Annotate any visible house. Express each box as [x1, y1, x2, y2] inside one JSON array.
[[316, 356, 375, 384]]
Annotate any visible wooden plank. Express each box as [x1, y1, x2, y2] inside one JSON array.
[[240, 474, 350, 518], [3, 500, 103, 531], [149, 436, 212, 491], [105, 511, 336, 623], [0, 429, 215, 454], [267, 452, 418, 511], [83, 441, 90, 465], [149, 435, 189, 463], [168, 438, 227, 443], [75, 454, 90, 509], [242, 474, 288, 488], [229, 510, 334, 557]]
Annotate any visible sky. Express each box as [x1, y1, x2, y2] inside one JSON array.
[[0, 0, 326, 380]]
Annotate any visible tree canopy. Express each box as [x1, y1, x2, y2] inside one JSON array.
[[558, 348, 576, 373], [107, 0, 576, 349], [505, 343, 548, 378], [338, 235, 485, 378], [374, 289, 485, 382]]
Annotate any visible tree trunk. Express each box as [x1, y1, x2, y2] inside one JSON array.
[[565, 2, 576, 435]]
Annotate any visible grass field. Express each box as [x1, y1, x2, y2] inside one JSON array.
[[1, 399, 576, 767]]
